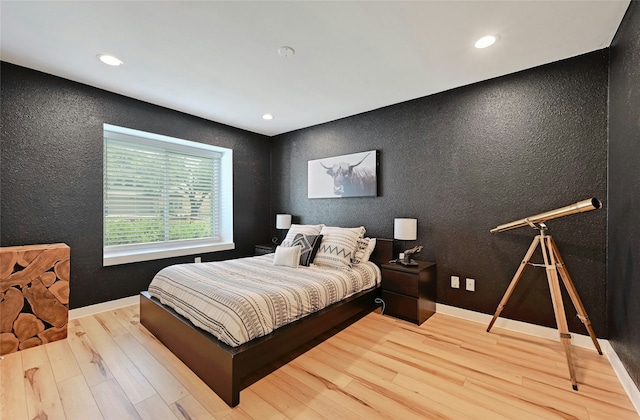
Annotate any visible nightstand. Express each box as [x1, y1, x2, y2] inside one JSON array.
[[380, 261, 436, 325], [255, 243, 277, 255]]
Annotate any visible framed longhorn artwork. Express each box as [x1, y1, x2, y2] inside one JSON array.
[[308, 150, 379, 198]]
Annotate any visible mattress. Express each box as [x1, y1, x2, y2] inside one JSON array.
[[148, 254, 381, 347]]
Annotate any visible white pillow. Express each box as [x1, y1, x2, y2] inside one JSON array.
[[273, 245, 301, 268], [314, 226, 365, 269], [281, 224, 325, 247]]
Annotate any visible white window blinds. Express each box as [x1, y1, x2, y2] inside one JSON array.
[[103, 124, 233, 266]]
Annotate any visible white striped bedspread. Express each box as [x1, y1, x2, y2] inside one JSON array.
[[148, 254, 381, 347]]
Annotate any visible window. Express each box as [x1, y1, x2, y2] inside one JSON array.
[[103, 124, 233, 266]]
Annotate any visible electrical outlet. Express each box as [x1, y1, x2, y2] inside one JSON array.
[[194, 256, 202, 263], [466, 278, 475, 292], [451, 275, 460, 289]]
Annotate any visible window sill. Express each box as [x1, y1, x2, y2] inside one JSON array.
[[103, 242, 235, 266]]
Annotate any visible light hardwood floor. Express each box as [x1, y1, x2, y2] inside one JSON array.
[[1, 304, 637, 419]]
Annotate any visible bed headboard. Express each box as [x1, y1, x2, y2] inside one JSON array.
[[370, 238, 393, 267]]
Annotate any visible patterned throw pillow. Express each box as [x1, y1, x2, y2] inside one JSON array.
[[363, 237, 377, 261], [291, 234, 323, 266], [351, 237, 376, 265], [314, 226, 366, 269], [281, 224, 324, 247]]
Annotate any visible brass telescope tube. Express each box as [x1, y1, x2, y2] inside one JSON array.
[[490, 198, 601, 233]]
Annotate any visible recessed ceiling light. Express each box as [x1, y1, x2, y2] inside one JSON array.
[[97, 54, 123, 66], [474, 35, 498, 49], [277, 46, 295, 58], [262, 113, 274, 121]]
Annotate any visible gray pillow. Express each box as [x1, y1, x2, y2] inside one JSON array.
[[291, 233, 323, 266]]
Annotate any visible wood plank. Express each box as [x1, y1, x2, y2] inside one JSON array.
[[464, 375, 591, 418], [559, 357, 631, 389], [379, 338, 523, 385], [268, 367, 366, 419], [320, 351, 469, 419], [78, 315, 156, 404], [0, 351, 29, 420], [233, 388, 287, 420], [21, 345, 66, 420], [309, 344, 397, 383], [401, 314, 498, 345], [45, 338, 82, 383], [250, 375, 326, 420], [94, 311, 130, 338], [170, 395, 215, 420], [218, 407, 254, 420], [66, 319, 114, 387], [278, 362, 385, 419], [113, 332, 189, 404], [587, 405, 640, 420], [572, 353, 625, 377], [392, 372, 520, 420], [56, 374, 104, 419], [493, 326, 586, 359], [330, 324, 387, 350], [522, 376, 639, 418], [322, 333, 358, 353], [337, 340, 466, 387], [460, 336, 562, 374], [112, 305, 155, 344], [344, 377, 467, 419], [134, 393, 179, 420], [463, 377, 569, 419], [141, 333, 235, 418], [289, 353, 354, 389], [90, 379, 141, 420]]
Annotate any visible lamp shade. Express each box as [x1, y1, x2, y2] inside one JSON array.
[[276, 214, 292, 230], [394, 218, 417, 240]]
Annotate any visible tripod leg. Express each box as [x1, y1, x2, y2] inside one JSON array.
[[541, 236, 578, 390], [548, 237, 602, 355], [487, 236, 540, 332]]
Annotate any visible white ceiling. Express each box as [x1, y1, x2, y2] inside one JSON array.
[[0, 1, 630, 136]]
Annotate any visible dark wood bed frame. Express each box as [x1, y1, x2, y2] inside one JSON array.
[[140, 238, 392, 407]]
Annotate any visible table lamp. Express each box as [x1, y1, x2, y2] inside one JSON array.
[[273, 214, 292, 244], [394, 218, 419, 265]]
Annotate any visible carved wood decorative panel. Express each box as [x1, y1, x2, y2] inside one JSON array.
[[0, 243, 69, 355]]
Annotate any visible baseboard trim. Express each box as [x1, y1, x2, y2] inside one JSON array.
[[436, 303, 640, 415], [69, 295, 139, 320], [436, 303, 605, 349], [601, 340, 640, 414]]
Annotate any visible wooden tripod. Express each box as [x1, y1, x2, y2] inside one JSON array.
[[486, 224, 602, 391]]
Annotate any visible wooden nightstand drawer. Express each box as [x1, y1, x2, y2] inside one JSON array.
[[382, 290, 418, 323], [382, 270, 419, 297], [380, 261, 436, 325]]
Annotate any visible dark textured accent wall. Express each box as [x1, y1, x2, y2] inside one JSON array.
[[272, 50, 609, 336], [608, 1, 640, 390], [0, 62, 271, 309]]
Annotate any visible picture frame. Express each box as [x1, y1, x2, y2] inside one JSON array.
[[308, 150, 378, 199]]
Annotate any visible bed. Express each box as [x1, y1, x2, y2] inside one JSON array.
[[140, 237, 392, 407]]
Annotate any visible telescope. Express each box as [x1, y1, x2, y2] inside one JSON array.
[[490, 198, 601, 233], [487, 197, 603, 391]]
